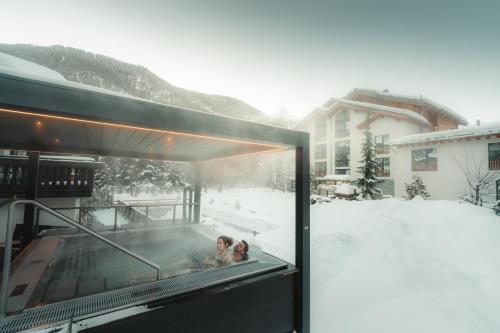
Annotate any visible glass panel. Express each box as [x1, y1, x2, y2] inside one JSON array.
[[412, 148, 437, 171], [4, 150, 295, 315], [335, 140, 350, 167], [488, 143, 500, 170], [315, 143, 327, 160], [375, 134, 390, 154], [335, 110, 350, 138], [375, 157, 390, 177], [315, 161, 327, 177], [315, 115, 327, 141]]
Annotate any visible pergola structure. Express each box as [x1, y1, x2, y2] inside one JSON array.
[[0, 65, 310, 332]]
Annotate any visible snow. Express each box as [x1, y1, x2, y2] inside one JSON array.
[[321, 174, 353, 181], [335, 183, 356, 195], [40, 154, 97, 162], [108, 187, 500, 332], [331, 98, 431, 127], [392, 123, 500, 145]]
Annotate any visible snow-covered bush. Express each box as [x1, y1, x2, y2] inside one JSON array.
[[404, 175, 430, 200]]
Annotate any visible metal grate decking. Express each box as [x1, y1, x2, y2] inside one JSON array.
[[0, 255, 287, 333]]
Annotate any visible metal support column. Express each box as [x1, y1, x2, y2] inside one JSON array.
[[193, 163, 201, 223], [188, 189, 193, 222], [22, 151, 40, 247], [295, 135, 310, 333]]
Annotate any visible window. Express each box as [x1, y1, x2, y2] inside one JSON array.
[[335, 169, 350, 175], [489, 143, 500, 170], [375, 135, 390, 154], [376, 157, 390, 177], [315, 161, 327, 177], [315, 143, 326, 160], [315, 116, 327, 141], [335, 110, 350, 138], [335, 140, 350, 167], [412, 148, 437, 171]]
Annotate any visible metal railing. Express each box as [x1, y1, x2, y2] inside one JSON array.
[[41, 201, 199, 231], [1, 199, 161, 317]]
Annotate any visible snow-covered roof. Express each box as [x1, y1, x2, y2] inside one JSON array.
[[330, 98, 431, 127], [0, 52, 65, 80], [348, 88, 468, 126], [0, 51, 144, 101], [392, 123, 500, 146]]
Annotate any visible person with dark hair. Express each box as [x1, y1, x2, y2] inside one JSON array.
[[232, 240, 249, 262], [203, 235, 233, 267]]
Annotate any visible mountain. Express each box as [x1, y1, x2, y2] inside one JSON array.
[[0, 44, 272, 123]]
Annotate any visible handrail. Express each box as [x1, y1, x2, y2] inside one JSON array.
[[1, 199, 161, 317], [0, 196, 15, 209]]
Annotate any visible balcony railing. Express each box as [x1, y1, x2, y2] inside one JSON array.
[[0, 156, 102, 198], [489, 159, 500, 170], [376, 170, 390, 177]]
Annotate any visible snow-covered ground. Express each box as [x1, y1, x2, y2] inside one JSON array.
[[112, 187, 500, 332]]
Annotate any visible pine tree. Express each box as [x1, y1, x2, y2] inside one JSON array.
[[404, 175, 430, 200], [356, 127, 382, 200]]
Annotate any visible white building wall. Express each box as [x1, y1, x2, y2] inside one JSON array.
[[306, 109, 424, 185], [393, 138, 500, 202]]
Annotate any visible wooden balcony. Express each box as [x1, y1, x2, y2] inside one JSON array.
[[0, 156, 103, 198], [489, 159, 500, 170], [376, 170, 390, 177]]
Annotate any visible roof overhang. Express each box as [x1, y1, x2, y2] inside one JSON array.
[[345, 88, 468, 126], [326, 99, 431, 127], [0, 73, 306, 161]]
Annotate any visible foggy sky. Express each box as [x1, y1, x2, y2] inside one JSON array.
[[1, 0, 499, 122]]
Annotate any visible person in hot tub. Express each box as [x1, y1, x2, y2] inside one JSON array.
[[202, 235, 233, 268], [232, 240, 249, 262]]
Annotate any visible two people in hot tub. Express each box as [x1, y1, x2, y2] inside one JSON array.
[[164, 236, 249, 276], [203, 236, 249, 268]]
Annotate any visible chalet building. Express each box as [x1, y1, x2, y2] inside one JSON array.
[[392, 123, 500, 202], [297, 88, 468, 196]]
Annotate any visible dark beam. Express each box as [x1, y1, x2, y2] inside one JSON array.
[[295, 133, 310, 333], [22, 151, 40, 246]]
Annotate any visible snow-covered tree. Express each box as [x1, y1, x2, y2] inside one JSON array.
[[404, 175, 430, 200], [356, 127, 382, 199]]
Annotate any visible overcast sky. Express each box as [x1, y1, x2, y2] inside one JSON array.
[[1, 0, 499, 123]]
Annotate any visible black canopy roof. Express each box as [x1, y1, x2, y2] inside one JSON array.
[[0, 70, 305, 161]]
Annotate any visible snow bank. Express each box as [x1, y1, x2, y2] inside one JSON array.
[[311, 199, 500, 333]]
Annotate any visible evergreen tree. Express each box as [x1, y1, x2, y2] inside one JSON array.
[[404, 175, 430, 200], [356, 127, 382, 200]]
